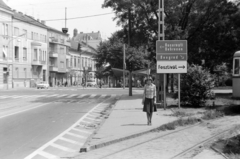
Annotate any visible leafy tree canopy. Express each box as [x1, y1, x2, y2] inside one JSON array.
[[102, 0, 240, 72]]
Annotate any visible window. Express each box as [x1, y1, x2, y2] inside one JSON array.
[[3, 67, 8, 83], [24, 68, 27, 78], [66, 59, 69, 67], [78, 58, 80, 68], [2, 23, 4, 37], [85, 57, 87, 67], [5, 24, 8, 39], [60, 48, 64, 54], [23, 29, 27, 39], [14, 27, 19, 36], [234, 58, 240, 75], [82, 57, 84, 67], [60, 61, 64, 68], [39, 49, 42, 61], [2, 45, 6, 60], [15, 67, 19, 78], [31, 32, 34, 40], [74, 57, 77, 67], [23, 48, 27, 61], [14, 46, 19, 61], [34, 49, 38, 61]]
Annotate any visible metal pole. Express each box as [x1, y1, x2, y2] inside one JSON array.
[[178, 74, 181, 108], [123, 44, 125, 89], [128, 8, 132, 96], [158, 0, 166, 109], [65, 7, 67, 28]]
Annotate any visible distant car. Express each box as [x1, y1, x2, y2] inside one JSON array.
[[86, 80, 97, 87], [37, 82, 49, 89]]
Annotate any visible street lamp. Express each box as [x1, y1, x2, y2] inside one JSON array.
[[5, 33, 26, 90]]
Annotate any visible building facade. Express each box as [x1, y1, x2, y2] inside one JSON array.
[[12, 11, 48, 88], [0, 1, 13, 89], [69, 41, 97, 85], [47, 27, 70, 87]]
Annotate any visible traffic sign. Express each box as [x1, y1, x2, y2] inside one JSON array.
[[156, 53, 187, 61], [156, 40, 187, 54], [157, 61, 187, 73]]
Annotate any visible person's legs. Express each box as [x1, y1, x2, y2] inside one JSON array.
[[149, 112, 153, 125], [146, 113, 150, 125]]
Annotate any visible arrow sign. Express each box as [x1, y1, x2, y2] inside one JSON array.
[[178, 65, 185, 69]]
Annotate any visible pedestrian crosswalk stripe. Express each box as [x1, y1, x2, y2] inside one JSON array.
[[66, 94, 78, 98], [59, 137, 84, 146], [51, 143, 76, 152], [72, 128, 92, 134], [75, 94, 86, 98], [37, 151, 57, 159], [56, 94, 68, 98], [66, 132, 86, 139], [89, 94, 97, 98], [47, 94, 59, 97]]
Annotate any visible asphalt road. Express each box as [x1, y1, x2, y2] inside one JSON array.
[[0, 87, 130, 159]]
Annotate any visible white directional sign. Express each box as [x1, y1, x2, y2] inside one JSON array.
[[156, 40, 188, 74], [157, 61, 187, 73]]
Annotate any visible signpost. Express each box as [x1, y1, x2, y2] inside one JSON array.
[[156, 40, 188, 108]]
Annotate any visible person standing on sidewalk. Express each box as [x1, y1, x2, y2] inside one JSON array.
[[142, 77, 157, 125]]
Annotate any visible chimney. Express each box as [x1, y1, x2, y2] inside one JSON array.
[[18, 11, 23, 15], [37, 19, 40, 22], [13, 9, 16, 12], [41, 20, 46, 25]]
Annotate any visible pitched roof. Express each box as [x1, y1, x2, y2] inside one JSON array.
[[0, 0, 12, 11], [13, 11, 47, 29], [73, 31, 102, 41]]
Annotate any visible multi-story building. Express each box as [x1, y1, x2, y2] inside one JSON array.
[[72, 29, 102, 50], [69, 40, 97, 85], [12, 11, 48, 88], [47, 27, 70, 87], [0, 1, 13, 89]]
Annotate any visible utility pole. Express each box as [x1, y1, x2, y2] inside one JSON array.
[[128, 8, 132, 96], [157, 0, 166, 109], [123, 44, 126, 89]]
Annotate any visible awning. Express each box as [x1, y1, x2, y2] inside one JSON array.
[[112, 68, 150, 77]]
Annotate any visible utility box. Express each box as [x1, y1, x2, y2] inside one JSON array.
[[233, 51, 240, 98]]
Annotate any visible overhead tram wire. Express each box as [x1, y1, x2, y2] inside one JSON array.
[[9, 0, 84, 7], [0, 12, 114, 23]]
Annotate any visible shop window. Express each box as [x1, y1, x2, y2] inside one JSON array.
[[14, 46, 19, 61]]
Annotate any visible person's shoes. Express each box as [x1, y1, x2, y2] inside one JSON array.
[[150, 121, 152, 125], [147, 121, 150, 125]]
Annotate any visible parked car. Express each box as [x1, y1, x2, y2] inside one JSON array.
[[86, 80, 97, 87], [36, 81, 49, 89]]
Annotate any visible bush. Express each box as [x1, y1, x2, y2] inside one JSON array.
[[174, 64, 215, 107], [225, 78, 232, 86]]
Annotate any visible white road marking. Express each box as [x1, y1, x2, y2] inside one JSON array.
[[89, 94, 97, 98], [0, 96, 9, 99], [38, 151, 57, 159], [100, 94, 107, 98], [66, 94, 78, 98], [77, 94, 87, 98], [24, 98, 110, 159], [66, 132, 87, 139], [56, 94, 68, 98], [59, 137, 84, 146], [111, 94, 117, 98], [72, 128, 92, 134], [47, 94, 59, 97], [0, 103, 51, 119], [51, 143, 76, 152]]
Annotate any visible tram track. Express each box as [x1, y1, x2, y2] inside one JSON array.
[[94, 116, 240, 159]]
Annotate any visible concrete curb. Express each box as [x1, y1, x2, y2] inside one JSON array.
[[80, 117, 203, 153], [79, 95, 122, 153]]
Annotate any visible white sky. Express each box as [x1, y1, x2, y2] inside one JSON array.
[[4, 0, 121, 40]]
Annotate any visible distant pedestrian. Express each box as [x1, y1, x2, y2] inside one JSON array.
[[142, 77, 156, 126]]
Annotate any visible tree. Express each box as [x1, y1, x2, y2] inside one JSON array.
[[95, 31, 149, 71], [95, 66, 106, 88], [102, 0, 240, 72]]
